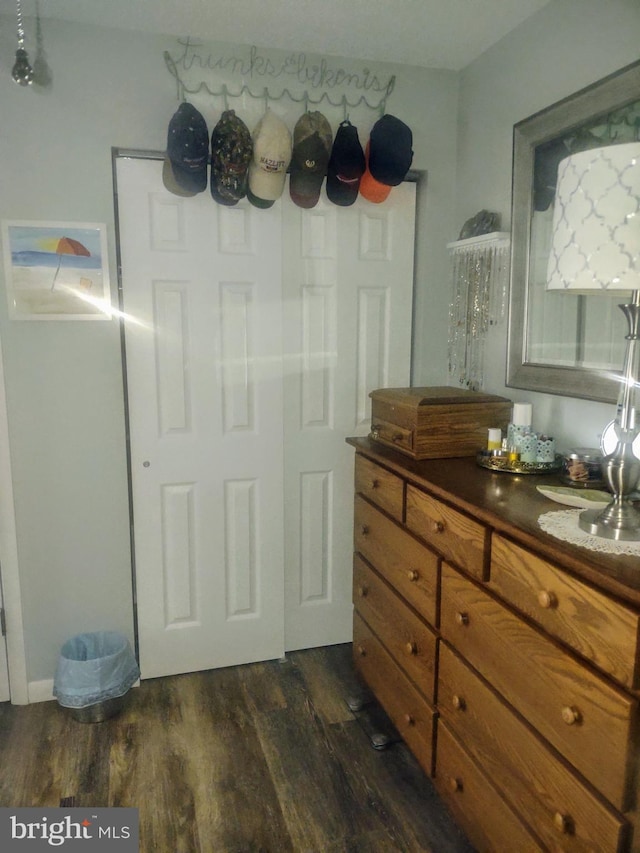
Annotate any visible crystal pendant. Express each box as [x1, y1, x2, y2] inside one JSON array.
[[12, 46, 34, 86]]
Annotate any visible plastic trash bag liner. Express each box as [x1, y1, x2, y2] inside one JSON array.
[[53, 631, 140, 709]]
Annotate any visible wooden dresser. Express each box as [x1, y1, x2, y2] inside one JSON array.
[[348, 436, 640, 852]]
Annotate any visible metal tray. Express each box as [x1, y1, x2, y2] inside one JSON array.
[[476, 451, 563, 475]]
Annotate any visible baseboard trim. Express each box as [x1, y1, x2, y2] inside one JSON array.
[[28, 679, 54, 704]]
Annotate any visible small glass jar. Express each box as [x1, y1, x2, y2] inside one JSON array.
[[561, 448, 605, 488]]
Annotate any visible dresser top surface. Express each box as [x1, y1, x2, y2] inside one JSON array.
[[348, 437, 640, 606]]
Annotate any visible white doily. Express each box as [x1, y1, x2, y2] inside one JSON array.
[[538, 510, 640, 556]]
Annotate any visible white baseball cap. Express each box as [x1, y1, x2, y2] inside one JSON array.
[[247, 110, 292, 207]]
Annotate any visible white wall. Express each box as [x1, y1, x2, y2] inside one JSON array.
[[456, 0, 640, 449], [0, 18, 458, 685]]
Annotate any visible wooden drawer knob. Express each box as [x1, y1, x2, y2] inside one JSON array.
[[449, 777, 462, 793], [360, 524, 370, 536], [357, 645, 366, 657], [432, 520, 445, 534], [553, 812, 572, 834], [405, 641, 418, 656], [404, 713, 415, 726], [538, 589, 557, 609], [561, 705, 581, 726], [371, 478, 380, 489], [357, 585, 368, 598], [455, 611, 469, 626], [452, 694, 466, 711], [407, 569, 420, 582], [392, 433, 404, 443]]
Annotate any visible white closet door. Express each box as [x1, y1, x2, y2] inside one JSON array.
[[282, 184, 416, 650], [117, 157, 285, 679], [116, 156, 416, 678]]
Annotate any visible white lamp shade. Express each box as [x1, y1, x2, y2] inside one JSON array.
[[546, 142, 640, 292]]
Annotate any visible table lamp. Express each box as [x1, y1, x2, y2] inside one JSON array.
[[546, 141, 640, 541]]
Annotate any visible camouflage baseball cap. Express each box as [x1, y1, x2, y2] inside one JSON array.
[[210, 110, 253, 206]]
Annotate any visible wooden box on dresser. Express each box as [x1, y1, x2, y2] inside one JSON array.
[[348, 436, 640, 852]]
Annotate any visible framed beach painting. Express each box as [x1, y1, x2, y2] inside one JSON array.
[[1, 220, 112, 320]]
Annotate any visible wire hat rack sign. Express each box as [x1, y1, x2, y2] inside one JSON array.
[[163, 38, 396, 131]]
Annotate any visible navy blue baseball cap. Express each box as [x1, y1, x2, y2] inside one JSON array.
[[326, 120, 365, 206], [166, 102, 209, 194], [367, 114, 413, 186]]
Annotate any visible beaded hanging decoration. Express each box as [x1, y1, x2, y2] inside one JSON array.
[[447, 233, 510, 391]]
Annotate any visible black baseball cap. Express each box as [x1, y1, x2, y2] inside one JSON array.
[[166, 102, 209, 194], [326, 121, 365, 206]]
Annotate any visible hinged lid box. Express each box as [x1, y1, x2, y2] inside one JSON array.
[[370, 386, 512, 459]]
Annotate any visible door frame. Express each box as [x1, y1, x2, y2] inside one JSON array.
[[0, 329, 28, 704]]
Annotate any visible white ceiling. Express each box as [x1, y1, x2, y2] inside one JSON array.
[[4, 0, 553, 70]]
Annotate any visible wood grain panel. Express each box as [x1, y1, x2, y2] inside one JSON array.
[[435, 722, 543, 852], [439, 642, 628, 852], [440, 561, 636, 810], [370, 417, 414, 455], [353, 612, 436, 777], [406, 485, 489, 580], [354, 453, 403, 521], [490, 533, 640, 689], [354, 555, 437, 701], [0, 646, 474, 852], [354, 493, 439, 627], [368, 389, 511, 460]]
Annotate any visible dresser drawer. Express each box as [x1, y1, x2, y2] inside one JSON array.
[[353, 612, 436, 777], [435, 722, 543, 852], [490, 533, 640, 689], [353, 555, 437, 702], [438, 642, 628, 852], [354, 453, 404, 522], [370, 416, 414, 456], [406, 485, 489, 580], [440, 562, 636, 810], [354, 494, 439, 628]]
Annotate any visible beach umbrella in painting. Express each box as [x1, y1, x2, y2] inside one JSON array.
[[50, 236, 90, 290]]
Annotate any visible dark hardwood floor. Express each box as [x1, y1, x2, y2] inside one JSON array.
[[0, 644, 474, 852]]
